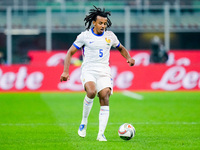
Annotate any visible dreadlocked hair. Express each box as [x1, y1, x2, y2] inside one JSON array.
[[84, 5, 112, 30]]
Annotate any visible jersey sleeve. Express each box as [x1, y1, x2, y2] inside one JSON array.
[[111, 32, 120, 48], [73, 32, 85, 49]]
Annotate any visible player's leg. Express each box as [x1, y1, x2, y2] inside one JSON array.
[[96, 75, 113, 141], [78, 78, 97, 137], [81, 81, 97, 125], [97, 87, 111, 141]]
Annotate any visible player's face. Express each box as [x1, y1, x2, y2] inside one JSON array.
[[93, 16, 107, 35]]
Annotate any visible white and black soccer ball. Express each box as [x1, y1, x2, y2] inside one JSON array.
[[118, 123, 136, 140]]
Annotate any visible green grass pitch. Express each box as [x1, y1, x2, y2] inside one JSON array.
[[0, 91, 200, 150]]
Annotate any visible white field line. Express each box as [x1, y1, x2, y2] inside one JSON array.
[[1, 122, 199, 126], [122, 90, 143, 100]]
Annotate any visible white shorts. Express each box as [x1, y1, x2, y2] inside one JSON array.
[[80, 71, 113, 95]]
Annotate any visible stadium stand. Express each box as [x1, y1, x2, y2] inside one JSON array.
[[0, 0, 199, 31], [0, 0, 196, 7], [0, 0, 200, 64]]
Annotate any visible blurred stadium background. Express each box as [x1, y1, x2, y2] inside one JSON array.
[[0, 0, 200, 64]]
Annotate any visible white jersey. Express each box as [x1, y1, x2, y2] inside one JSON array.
[[73, 27, 120, 75]]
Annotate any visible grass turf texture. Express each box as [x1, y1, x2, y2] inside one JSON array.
[[0, 92, 200, 150]]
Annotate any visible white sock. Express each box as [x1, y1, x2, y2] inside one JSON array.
[[98, 106, 109, 135], [81, 95, 94, 125]]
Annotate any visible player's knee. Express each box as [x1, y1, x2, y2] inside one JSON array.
[[104, 88, 111, 97], [87, 90, 97, 99], [99, 88, 111, 99]]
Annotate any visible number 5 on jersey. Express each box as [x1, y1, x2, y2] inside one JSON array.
[[99, 49, 103, 57]]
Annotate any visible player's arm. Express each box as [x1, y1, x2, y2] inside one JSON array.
[[116, 44, 135, 66], [60, 45, 78, 82]]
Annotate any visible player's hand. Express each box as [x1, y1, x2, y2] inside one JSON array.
[[127, 58, 135, 66], [60, 72, 70, 82]]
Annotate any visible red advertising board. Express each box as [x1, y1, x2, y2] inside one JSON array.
[[0, 50, 200, 92], [0, 65, 200, 92]]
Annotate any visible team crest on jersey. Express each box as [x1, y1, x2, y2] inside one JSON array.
[[105, 38, 111, 45]]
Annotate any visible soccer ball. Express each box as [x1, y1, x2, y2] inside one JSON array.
[[118, 123, 135, 140]]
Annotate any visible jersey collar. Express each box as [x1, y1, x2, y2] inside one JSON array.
[[91, 27, 104, 36]]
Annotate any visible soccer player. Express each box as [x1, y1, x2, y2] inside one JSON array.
[[60, 6, 135, 141]]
